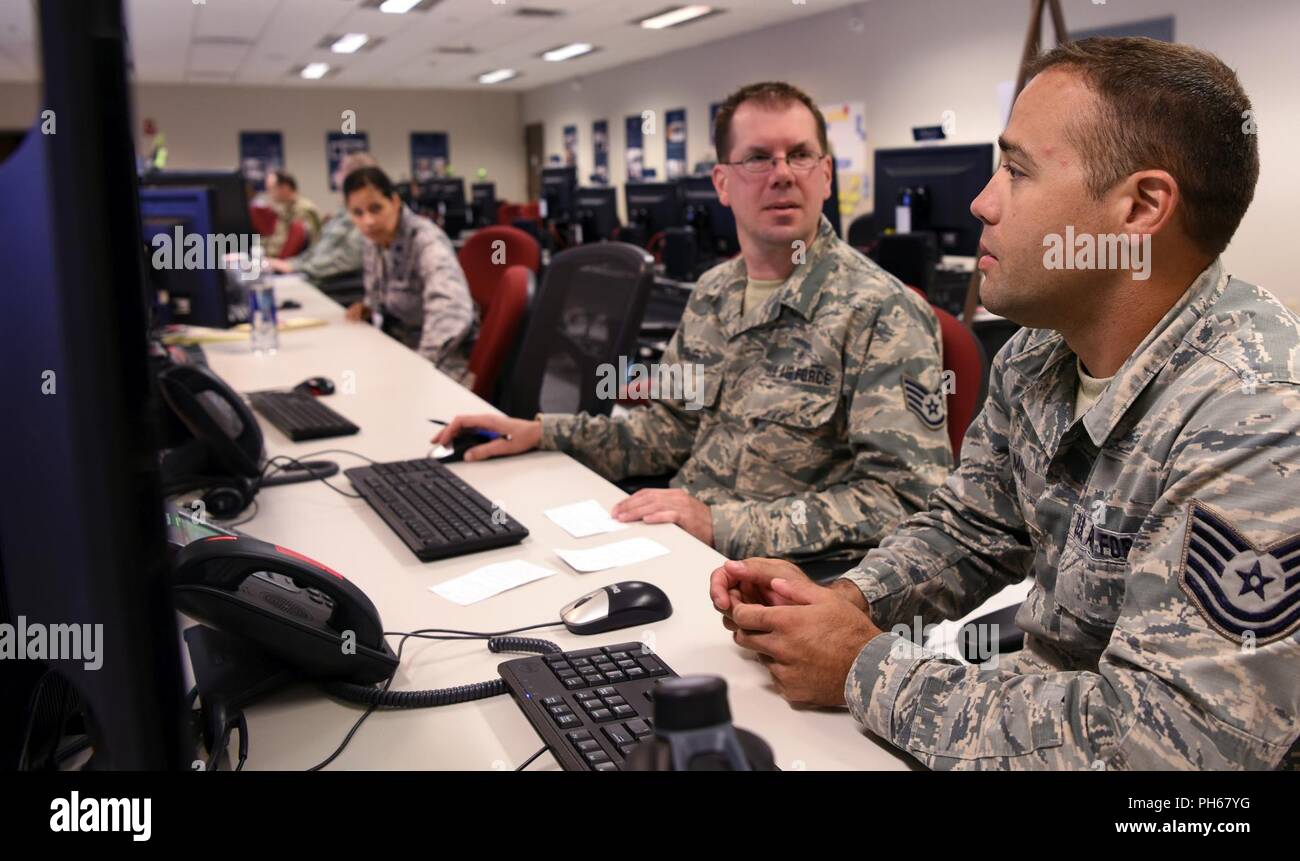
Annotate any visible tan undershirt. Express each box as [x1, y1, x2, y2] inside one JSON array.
[[1074, 357, 1114, 421], [743, 277, 785, 316]]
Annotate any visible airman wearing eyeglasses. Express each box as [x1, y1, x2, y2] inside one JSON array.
[[436, 82, 951, 567]]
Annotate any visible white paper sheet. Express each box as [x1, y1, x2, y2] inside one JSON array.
[[553, 537, 670, 573], [430, 560, 557, 606], [543, 499, 629, 539]]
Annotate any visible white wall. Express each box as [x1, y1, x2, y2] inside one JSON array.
[[522, 0, 1300, 306], [0, 81, 527, 210]]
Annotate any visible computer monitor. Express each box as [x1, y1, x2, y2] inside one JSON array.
[[573, 186, 619, 242], [471, 181, 497, 228], [872, 144, 994, 257], [138, 185, 237, 328], [0, 0, 187, 769], [417, 177, 468, 237], [624, 182, 683, 238], [678, 175, 738, 259], [824, 160, 843, 237], [139, 169, 254, 238], [541, 166, 577, 222]]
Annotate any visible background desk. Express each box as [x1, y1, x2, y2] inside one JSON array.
[[197, 275, 918, 771]]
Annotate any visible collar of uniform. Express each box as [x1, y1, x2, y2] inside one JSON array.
[[1079, 257, 1228, 447], [387, 205, 419, 257], [711, 215, 838, 339]]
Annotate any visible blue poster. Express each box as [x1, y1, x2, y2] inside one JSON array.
[[625, 115, 644, 182], [665, 108, 686, 180], [709, 102, 723, 145], [410, 132, 449, 184], [563, 125, 577, 167], [239, 131, 283, 191], [327, 131, 369, 191], [592, 119, 609, 184]]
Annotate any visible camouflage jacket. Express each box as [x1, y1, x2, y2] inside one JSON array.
[[363, 206, 477, 385], [540, 216, 953, 562], [841, 260, 1300, 770]]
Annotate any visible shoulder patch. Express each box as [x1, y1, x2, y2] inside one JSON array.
[[1179, 500, 1300, 645], [902, 374, 946, 430]]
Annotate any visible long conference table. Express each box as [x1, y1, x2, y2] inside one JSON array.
[[196, 275, 927, 771]]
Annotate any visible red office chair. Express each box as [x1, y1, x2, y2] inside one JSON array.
[[277, 219, 308, 259], [906, 286, 987, 458], [249, 204, 276, 238], [457, 226, 541, 308], [496, 201, 541, 226], [468, 264, 531, 400]]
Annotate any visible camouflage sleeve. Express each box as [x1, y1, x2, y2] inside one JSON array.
[[414, 230, 476, 367], [294, 218, 364, 281], [709, 289, 953, 560], [845, 376, 1300, 770], [834, 331, 1036, 624], [539, 324, 701, 482], [361, 241, 379, 311]]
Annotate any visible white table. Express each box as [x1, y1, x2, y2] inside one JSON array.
[[198, 276, 917, 771]]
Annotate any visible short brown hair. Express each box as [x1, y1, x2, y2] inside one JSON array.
[[713, 81, 829, 163], [1025, 37, 1258, 258]]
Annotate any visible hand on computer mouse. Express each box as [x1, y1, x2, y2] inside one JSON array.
[[432, 413, 541, 461]]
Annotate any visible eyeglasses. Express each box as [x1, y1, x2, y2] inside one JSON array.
[[720, 151, 827, 174]]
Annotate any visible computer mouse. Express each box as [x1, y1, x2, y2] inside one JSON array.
[[279, 299, 302, 310], [560, 581, 673, 635], [433, 429, 502, 463], [294, 376, 334, 396]]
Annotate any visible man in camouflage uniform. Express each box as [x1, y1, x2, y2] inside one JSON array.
[[711, 38, 1300, 769], [435, 82, 952, 563]]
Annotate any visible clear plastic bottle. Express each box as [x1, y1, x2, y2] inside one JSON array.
[[248, 278, 278, 355]]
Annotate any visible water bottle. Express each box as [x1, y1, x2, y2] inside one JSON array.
[[248, 279, 279, 355]]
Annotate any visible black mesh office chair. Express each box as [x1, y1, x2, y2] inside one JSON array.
[[847, 213, 879, 250], [502, 242, 655, 420]]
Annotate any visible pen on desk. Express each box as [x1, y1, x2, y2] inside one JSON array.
[[428, 418, 511, 442]]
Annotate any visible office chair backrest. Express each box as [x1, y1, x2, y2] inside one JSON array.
[[469, 264, 531, 401], [497, 201, 541, 226], [457, 225, 541, 310], [906, 286, 987, 459], [873, 232, 939, 295], [278, 218, 308, 259], [847, 212, 878, 249], [503, 242, 655, 419], [249, 204, 276, 238]]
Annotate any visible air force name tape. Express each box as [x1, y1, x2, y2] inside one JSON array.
[[1179, 500, 1300, 644], [902, 375, 946, 430]]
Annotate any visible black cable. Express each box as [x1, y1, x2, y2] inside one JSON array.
[[260, 454, 362, 499], [516, 746, 547, 771], [305, 620, 562, 771]]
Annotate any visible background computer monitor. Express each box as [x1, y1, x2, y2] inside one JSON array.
[[471, 181, 497, 227], [138, 185, 234, 328], [678, 175, 738, 259], [541, 166, 577, 221], [0, 0, 186, 769], [872, 143, 994, 256], [139, 169, 254, 238], [624, 182, 683, 238], [573, 186, 619, 242], [418, 177, 468, 236]]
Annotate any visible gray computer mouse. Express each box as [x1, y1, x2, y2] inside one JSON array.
[[560, 581, 673, 635]]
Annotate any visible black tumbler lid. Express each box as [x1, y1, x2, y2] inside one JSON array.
[[653, 675, 731, 731]]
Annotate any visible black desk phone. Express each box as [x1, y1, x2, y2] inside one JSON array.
[[167, 506, 398, 684]]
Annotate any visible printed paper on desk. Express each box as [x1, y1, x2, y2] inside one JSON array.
[[544, 499, 629, 539], [430, 560, 557, 606], [554, 537, 670, 573]]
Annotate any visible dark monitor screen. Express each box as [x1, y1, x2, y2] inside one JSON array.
[[573, 186, 618, 241], [139, 169, 254, 238], [624, 182, 682, 236], [541, 166, 577, 220], [138, 185, 235, 328], [422, 177, 466, 207], [678, 175, 737, 258], [471, 181, 496, 226], [872, 144, 994, 257]]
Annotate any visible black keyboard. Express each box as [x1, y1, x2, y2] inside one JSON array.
[[247, 390, 360, 441], [345, 458, 528, 561], [498, 642, 678, 771]]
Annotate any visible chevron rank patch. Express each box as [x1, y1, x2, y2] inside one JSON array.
[[1179, 500, 1300, 644], [902, 374, 946, 430]]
